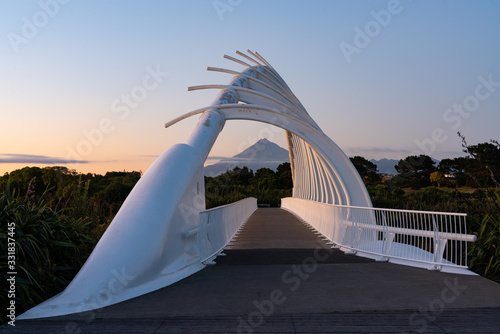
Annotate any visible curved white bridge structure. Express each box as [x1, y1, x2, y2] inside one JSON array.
[[20, 50, 477, 320]]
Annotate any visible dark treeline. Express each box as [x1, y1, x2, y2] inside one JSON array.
[[205, 163, 293, 208], [0, 166, 141, 226], [353, 138, 500, 223]]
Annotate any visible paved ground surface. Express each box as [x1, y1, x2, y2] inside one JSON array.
[[4, 208, 500, 333]]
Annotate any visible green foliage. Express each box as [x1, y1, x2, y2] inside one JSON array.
[[350, 156, 381, 186], [465, 141, 500, 187], [369, 185, 464, 212], [430, 171, 445, 187], [438, 157, 470, 186], [468, 214, 500, 282], [0, 184, 97, 323], [394, 155, 436, 189], [368, 184, 405, 209], [276, 163, 293, 189], [205, 163, 292, 208], [0, 167, 142, 323], [0, 166, 142, 224]]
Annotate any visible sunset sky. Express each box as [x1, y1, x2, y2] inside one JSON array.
[[1, 0, 499, 175]]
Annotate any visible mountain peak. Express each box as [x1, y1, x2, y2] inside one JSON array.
[[234, 138, 289, 161], [205, 138, 290, 176]]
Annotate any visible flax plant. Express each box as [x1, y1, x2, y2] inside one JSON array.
[[0, 183, 96, 323]]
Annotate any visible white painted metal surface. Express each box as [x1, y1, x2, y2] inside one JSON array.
[[197, 198, 257, 264], [282, 197, 477, 275]]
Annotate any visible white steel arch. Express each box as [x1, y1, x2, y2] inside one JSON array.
[[19, 50, 372, 319], [20, 50, 477, 320], [168, 49, 373, 207]]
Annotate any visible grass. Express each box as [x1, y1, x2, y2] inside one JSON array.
[[468, 214, 500, 282]]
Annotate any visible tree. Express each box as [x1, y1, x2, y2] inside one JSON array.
[[252, 168, 276, 190], [430, 171, 445, 188], [394, 155, 436, 189], [204, 164, 293, 208], [350, 156, 381, 186], [464, 141, 500, 187], [230, 166, 253, 186], [276, 162, 293, 189], [438, 157, 469, 187], [41, 166, 71, 189], [5, 166, 45, 197]]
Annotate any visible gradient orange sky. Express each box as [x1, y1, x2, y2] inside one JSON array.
[[1, 1, 499, 176]]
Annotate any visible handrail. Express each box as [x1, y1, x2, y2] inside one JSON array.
[[281, 197, 477, 275], [348, 221, 476, 242], [200, 197, 254, 213], [197, 197, 257, 263], [294, 198, 468, 216]]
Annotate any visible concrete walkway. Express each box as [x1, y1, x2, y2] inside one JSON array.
[[6, 208, 500, 333]]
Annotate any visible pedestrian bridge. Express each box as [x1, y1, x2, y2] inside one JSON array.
[[12, 207, 500, 333], [19, 50, 479, 321]]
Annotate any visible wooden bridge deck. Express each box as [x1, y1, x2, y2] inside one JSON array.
[[5, 208, 500, 333]]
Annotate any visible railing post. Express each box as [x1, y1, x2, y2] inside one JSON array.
[[431, 238, 448, 270], [381, 232, 395, 262]]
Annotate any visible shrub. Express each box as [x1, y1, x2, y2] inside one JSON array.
[[0, 184, 97, 323]]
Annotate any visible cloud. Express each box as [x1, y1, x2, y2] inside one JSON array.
[[206, 156, 228, 162], [138, 154, 159, 158], [0, 153, 89, 164]]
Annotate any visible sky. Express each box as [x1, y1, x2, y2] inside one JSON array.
[[1, 0, 499, 175]]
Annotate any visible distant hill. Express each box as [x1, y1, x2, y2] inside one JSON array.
[[205, 138, 290, 176], [206, 141, 442, 177], [370, 158, 399, 175]]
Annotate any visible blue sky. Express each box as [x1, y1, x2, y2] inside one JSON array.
[[1, 0, 499, 174]]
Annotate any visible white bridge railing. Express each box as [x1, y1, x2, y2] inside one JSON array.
[[194, 197, 257, 263], [281, 197, 477, 274]]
